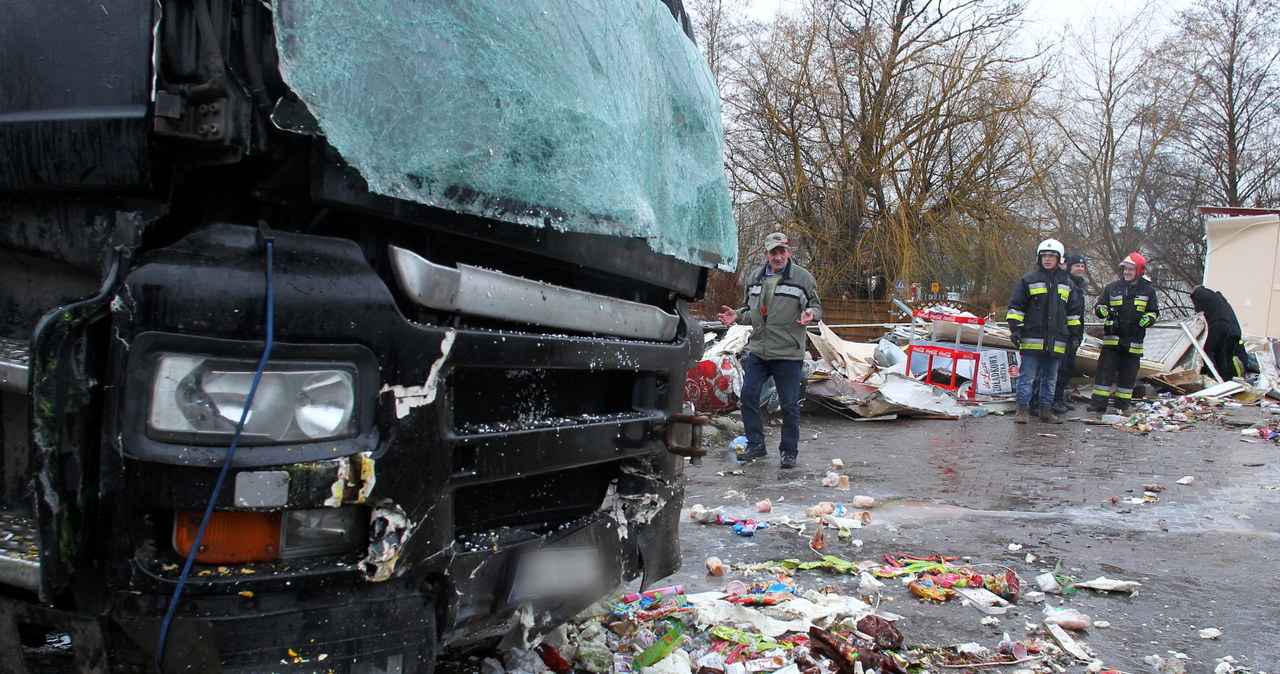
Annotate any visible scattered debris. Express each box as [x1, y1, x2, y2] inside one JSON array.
[[1044, 622, 1093, 661], [1043, 606, 1092, 630], [536, 568, 1087, 674], [1073, 576, 1142, 594], [954, 587, 1010, 615]]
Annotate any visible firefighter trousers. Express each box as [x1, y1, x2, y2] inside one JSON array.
[[1090, 347, 1140, 412]]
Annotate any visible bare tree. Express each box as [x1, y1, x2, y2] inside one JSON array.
[[718, 0, 1043, 297], [687, 0, 752, 94], [1031, 5, 1198, 300], [1173, 0, 1280, 208]]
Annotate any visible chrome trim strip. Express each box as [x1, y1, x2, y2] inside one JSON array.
[[389, 246, 679, 341], [0, 515, 41, 592], [0, 338, 30, 393]]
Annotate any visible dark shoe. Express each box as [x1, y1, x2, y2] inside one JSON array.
[[1051, 403, 1069, 415], [1039, 404, 1064, 424], [1086, 406, 1106, 415], [1064, 403, 1077, 411], [1013, 406, 1030, 424], [737, 445, 767, 462], [779, 454, 797, 469]]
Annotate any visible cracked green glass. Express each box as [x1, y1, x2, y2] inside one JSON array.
[[273, 0, 735, 269]]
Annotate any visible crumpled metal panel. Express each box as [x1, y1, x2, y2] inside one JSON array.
[[271, 0, 736, 270]]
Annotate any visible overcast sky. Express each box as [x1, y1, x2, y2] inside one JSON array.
[[741, 0, 1194, 37]]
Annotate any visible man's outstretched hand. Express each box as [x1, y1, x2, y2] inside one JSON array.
[[797, 308, 815, 325], [718, 305, 739, 325]]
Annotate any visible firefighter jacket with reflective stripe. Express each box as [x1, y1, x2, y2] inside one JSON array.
[[1006, 266, 1080, 357], [736, 260, 823, 361], [1066, 273, 1087, 343], [1097, 278, 1159, 355]]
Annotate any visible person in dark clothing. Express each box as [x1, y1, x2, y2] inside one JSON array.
[[1051, 253, 1088, 414], [1007, 238, 1082, 424], [1190, 286, 1250, 380], [1089, 252, 1159, 414]]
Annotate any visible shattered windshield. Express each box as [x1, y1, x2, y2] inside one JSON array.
[[272, 0, 736, 270]]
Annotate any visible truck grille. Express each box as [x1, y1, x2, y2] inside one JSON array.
[[452, 368, 642, 434]]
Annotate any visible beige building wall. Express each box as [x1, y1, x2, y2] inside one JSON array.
[[1204, 214, 1280, 339]]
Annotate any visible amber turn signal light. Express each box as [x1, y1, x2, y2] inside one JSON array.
[[173, 510, 282, 564]]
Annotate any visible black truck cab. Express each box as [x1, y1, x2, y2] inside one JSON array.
[[0, 0, 734, 670]]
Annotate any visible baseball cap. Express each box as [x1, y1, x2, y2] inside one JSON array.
[[763, 232, 790, 251]]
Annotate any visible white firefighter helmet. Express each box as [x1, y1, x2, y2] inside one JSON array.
[[1037, 238, 1065, 261]]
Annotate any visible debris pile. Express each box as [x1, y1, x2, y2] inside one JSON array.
[[488, 568, 1088, 674], [690, 306, 1280, 426], [476, 545, 1171, 674], [1082, 395, 1232, 434]]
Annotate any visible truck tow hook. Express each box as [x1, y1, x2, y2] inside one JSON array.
[[656, 414, 709, 457]]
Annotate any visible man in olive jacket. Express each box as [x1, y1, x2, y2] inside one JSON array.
[[718, 232, 822, 469]]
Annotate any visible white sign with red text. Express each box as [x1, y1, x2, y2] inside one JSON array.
[[976, 350, 1017, 395]]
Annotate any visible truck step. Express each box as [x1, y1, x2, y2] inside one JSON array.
[[0, 337, 30, 393], [0, 514, 40, 592]]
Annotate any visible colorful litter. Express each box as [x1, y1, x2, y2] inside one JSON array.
[[478, 550, 1132, 674]]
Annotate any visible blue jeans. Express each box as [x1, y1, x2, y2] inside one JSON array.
[[1015, 352, 1059, 407], [740, 353, 803, 457]]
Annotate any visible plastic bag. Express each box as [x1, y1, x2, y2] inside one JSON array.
[[1042, 605, 1092, 630]]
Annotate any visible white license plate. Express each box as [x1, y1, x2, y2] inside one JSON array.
[[508, 547, 605, 602]]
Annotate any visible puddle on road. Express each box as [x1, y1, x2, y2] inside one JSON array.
[[870, 498, 1280, 540]]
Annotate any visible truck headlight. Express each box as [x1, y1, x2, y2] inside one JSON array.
[[148, 354, 357, 444]]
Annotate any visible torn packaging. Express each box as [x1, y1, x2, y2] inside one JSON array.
[[808, 626, 909, 674], [856, 614, 903, 651]]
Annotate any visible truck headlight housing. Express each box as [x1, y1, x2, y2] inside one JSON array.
[[148, 354, 358, 445]]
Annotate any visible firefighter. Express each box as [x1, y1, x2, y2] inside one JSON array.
[[1007, 238, 1081, 424], [1052, 253, 1089, 413], [1089, 252, 1159, 414]]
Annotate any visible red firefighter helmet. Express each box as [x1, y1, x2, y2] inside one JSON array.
[[1119, 252, 1147, 274]]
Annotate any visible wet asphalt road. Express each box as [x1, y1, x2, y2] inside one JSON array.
[[661, 404, 1280, 672]]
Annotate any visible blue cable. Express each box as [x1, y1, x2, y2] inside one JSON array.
[[155, 241, 275, 673]]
